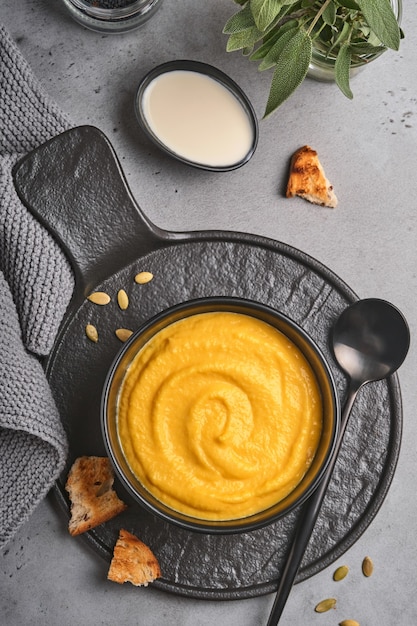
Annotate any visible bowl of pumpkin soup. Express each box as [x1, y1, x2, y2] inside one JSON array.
[[102, 297, 340, 533]]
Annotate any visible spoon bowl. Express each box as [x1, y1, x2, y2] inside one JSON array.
[[333, 298, 410, 386]]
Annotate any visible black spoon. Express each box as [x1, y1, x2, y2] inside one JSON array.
[[267, 298, 410, 625]]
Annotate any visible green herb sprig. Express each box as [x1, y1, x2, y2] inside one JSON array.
[[223, 0, 403, 117]]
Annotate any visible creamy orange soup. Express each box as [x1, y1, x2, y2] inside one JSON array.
[[117, 312, 323, 520]]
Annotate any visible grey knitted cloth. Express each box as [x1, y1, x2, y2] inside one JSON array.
[[0, 23, 75, 548]]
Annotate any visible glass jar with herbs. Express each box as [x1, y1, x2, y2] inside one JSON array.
[[223, 0, 403, 117]]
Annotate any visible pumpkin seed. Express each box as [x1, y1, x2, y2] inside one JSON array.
[[333, 565, 349, 581], [85, 324, 98, 343], [134, 271, 153, 284], [115, 328, 133, 342], [314, 598, 337, 613], [117, 289, 129, 310], [362, 556, 374, 577], [339, 620, 360, 626], [87, 291, 111, 305]]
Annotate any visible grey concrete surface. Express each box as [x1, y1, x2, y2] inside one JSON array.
[[1, 1, 416, 624]]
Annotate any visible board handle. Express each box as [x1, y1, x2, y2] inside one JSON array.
[[13, 125, 173, 295]]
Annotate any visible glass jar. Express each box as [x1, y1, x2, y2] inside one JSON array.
[[308, 0, 402, 82], [61, 0, 163, 34]]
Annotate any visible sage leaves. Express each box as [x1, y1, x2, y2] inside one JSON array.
[[334, 42, 353, 99], [250, 0, 286, 31], [355, 0, 401, 50], [223, 0, 403, 117], [265, 30, 312, 116]]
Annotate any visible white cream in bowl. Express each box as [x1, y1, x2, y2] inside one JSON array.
[[136, 63, 258, 170]]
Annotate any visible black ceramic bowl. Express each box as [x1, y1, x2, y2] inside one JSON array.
[[134, 60, 259, 172], [101, 297, 340, 534]]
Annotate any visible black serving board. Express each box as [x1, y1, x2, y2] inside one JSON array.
[[13, 126, 402, 599]]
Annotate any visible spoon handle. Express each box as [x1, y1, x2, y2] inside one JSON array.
[[266, 385, 358, 625]]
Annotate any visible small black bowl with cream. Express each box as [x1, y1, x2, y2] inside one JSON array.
[[134, 60, 259, 171]]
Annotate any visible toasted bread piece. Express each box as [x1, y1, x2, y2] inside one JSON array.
[[107, 529, 162, 586], [65, 456, 127, 536], [286, 145, 338, 208]]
